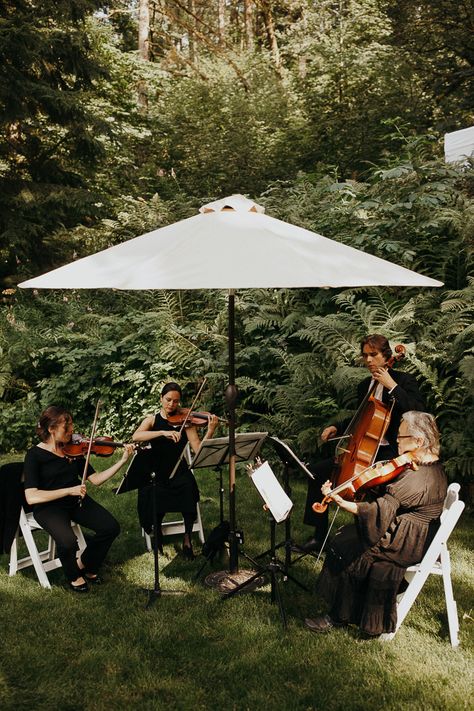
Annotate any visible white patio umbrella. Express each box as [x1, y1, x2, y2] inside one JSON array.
[[19, 194, 443, 573]]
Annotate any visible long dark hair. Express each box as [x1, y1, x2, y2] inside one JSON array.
[[36, 406, 72, 442]]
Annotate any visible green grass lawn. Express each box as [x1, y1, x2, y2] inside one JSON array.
[[1, 454, 473, 711]]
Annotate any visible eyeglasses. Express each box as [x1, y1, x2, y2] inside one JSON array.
[[397, 435, 413, 440]]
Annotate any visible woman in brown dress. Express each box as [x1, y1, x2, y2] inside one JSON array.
[[304, 411, 447, 637]]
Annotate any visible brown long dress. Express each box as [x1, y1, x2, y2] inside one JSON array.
[[316, 462, 447, 636]]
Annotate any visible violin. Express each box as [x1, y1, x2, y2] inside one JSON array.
[[312, 451, 418, 513], [166, 408, 227, 428], [63, 433, 139, 458]]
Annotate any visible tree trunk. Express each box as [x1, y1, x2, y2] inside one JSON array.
[[188, 0, 196, 64], [244, 0, 254, 50], [261, 1, 281, 74], [138, 0, 150, 112], [217, 0, 225, 46], [138, 0, 150, 61]]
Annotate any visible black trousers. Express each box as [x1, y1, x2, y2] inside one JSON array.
[[33, 495, 120, 581], [303, 445, 397, 537]]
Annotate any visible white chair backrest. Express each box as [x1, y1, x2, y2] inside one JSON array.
[[443, 482, 460, 513], [432, 483, 464, 549]]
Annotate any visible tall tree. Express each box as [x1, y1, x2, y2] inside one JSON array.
[[385, 0, 474, 128], [0, 0, 111, 287]]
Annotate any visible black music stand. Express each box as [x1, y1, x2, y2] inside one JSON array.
[[264, 436, 315, 571], [116, 451, 184, 607], [191, 442, 228, 579], [191, 433, 268, 589], [222, 460, 306, 628]]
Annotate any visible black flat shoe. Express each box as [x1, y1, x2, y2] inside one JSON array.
[[84, 573, 102, 585], [304, 615, 344, 633], [182, 544, 195, 561], [291, 537, 326, 554], [68, 580, 89, 593]]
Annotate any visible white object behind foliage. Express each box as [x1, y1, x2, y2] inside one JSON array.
[[444, 126, 474, 163]]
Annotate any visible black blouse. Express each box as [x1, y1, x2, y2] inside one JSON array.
[[24, 446, 94, 509]]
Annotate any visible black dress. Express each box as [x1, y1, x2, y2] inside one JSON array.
[[137, 413, 199, 533], [315, 462, 447, 635]]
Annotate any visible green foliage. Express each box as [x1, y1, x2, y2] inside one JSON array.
[[152, 54, 305, 196], [0, 1, 115, 286]]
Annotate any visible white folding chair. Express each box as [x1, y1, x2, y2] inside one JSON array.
[[143, 502, 205, 551], [380, 483, 465, 647], [9, 507, 86, 590]]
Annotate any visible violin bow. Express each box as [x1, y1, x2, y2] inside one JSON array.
[[168, 378, 208, 481], [178, 377, 208, 435], [79, 399, 102, 505]]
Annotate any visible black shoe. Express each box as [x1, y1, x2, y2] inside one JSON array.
[[84, 573, 102, 585], [304, 615, 340, 633], [68, 579, 89, 593], [292, 537, 325, 554], [183, 544, 195, 561]]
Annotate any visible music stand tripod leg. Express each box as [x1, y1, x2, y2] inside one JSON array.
[[144, 472, 184, 607], [222, 514, 291, 628]]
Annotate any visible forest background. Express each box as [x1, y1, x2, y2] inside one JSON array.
[[0, 0, 473, 487]]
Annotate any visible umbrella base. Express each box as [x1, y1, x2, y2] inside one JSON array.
[[204, 569, 264, 593]]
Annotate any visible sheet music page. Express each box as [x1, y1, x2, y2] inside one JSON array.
[[250, 461, 293, 523]]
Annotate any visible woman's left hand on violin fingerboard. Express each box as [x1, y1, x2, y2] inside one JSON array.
[[120, 443, 136, 461], [205, 414, 219, 438], [321, 479, 358, 515]]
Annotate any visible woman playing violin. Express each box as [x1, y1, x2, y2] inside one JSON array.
[[132, 382, 218, 560], [297, 334, 426, 553], [23, 405, 134, 592], [304, 411, 447, 637]]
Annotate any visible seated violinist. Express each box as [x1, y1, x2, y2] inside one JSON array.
[[132, 382, 218, 560], [296, 334, 426, 553], [304, 411, 447, 637], [24, 406, 134, 592]]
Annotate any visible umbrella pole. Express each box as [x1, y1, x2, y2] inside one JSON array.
[[225, 289, 239, 573]]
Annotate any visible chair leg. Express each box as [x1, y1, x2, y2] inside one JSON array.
[[72, 522, 87, 555], [195, 504, 205, 544], [19, 518, 52, 589], [380, 566, 432, 642], [9, 532, 19, 576], [440, 546, 460, 648]]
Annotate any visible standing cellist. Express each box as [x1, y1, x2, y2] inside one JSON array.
[[294, 334, 426, 553]]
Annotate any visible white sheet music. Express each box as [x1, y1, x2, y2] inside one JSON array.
[[250, 461, 293, 523]]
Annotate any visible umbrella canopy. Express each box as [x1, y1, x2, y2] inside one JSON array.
[[19, 194, 442, 290]]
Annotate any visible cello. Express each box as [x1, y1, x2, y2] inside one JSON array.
[[330, 344, 406, 499]]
